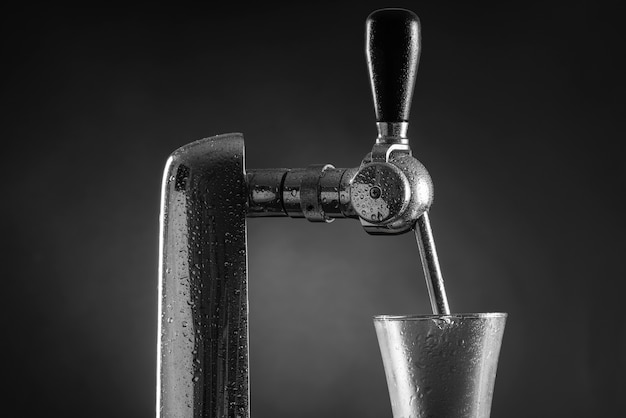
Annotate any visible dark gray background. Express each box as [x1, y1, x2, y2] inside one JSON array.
[[3, 1, 624, 417]]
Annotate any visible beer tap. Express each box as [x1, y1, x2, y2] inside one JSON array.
[[157, 8, 448, 417]]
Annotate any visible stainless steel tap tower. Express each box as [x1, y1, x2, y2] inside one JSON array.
[[157, 9, 449, 417]]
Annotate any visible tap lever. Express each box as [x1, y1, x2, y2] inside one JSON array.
[[352, 8, 432, 235], [366, 9, 420, 143]]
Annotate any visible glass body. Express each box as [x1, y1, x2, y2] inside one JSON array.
[[374, 313, 507, 418]]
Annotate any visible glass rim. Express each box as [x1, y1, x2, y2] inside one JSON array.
[[373, 312, 507, 321]]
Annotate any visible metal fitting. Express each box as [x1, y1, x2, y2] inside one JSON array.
[[376, 122, 409, 144], [350, 139, 434, 235], [247, 166, 357, 222], [246, 168, 289, 216], [246, 144, 431, 234]]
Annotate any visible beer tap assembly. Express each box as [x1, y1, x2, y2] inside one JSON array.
[[157, 8, 505, 418]]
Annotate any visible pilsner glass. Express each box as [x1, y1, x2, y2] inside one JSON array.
[[374, 313, 507, 418]]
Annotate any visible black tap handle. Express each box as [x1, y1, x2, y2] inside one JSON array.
[[366, 9, 421, 123]]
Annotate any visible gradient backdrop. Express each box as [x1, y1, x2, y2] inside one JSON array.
[[3, 1, 624, 417]]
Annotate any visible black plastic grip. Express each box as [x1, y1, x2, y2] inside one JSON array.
[[366, 9, 421, 123]]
